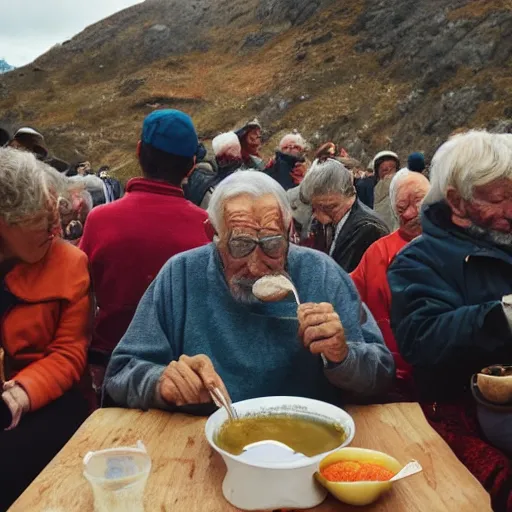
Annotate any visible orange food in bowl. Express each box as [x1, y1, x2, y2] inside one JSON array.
[[321, 460, 395, 482]]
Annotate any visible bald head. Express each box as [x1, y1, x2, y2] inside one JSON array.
[[390, 170, 430, 239]]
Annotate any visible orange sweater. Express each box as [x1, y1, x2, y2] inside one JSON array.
[[1, 239, 91, 411]]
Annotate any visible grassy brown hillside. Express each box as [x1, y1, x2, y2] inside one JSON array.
[[0, 0, 511, 181]]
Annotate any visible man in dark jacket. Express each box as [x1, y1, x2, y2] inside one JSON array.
[[184, 131, 243, 208], [301, 158, 389, 272], [388, 130, 512, 510], [265, 132, 308, 191]]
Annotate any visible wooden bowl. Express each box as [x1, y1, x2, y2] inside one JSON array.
[[475, 365, 512, 405]]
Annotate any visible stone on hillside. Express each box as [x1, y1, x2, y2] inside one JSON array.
[[242, 32, 275, 50], [257, 0, 331, 26], [119, 77, 146, 96]]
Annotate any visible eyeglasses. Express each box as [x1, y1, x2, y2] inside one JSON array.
[[228, 234, 287, 259]]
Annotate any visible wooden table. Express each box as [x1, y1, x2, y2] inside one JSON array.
[[10, 403, 491, 512]]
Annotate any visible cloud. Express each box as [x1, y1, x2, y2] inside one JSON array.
[[0, 0, 143, 66]]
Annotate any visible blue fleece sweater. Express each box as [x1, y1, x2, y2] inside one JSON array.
[[104, 244, 394, 410]]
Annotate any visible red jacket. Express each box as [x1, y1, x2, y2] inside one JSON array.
[[350, 230, 413, 381], [80, 178, 209, 355]]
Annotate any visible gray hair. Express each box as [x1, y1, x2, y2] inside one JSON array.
[[390, 169, 430, 216], [425, 130, 512, 205], [0, 147, 55, 224], [279, 132, 308, 151], [207, 170, 292, 234], [299, 158, 355, 203]]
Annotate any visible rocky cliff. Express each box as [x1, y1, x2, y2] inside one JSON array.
[[0, 0, 510, 178]]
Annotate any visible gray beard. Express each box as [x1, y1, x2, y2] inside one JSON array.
[[229, 277, 260, 304], [465, 225, 512, 248]]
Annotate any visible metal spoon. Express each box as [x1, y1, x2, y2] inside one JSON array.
[[252, 274, 300, 305], [252, 275, 328, 365], [209, 387, 238, 421]]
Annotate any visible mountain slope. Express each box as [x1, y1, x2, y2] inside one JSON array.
[[0, 59, 14, 74], [0, 0, 510, 179]]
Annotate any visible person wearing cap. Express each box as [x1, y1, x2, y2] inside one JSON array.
[[7, 127, 49, 161], [235, 119, 265, 170], [407, 151, 428, 178], [371, 150, 400, 230], [79, 109, 209, 396]]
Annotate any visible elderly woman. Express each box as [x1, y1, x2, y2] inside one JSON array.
[[351, 170, 430, 396], [104, 171, 394, 411], [0, 148, 91, 509], [388, 131, 512, 510], [265, 132, 309, 191], [301, 159, 389, 273]]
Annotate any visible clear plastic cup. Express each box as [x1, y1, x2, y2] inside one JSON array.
[[83, 440, 151, 512]]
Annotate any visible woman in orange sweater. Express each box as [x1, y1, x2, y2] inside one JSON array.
[[0, 148, 91, 509]]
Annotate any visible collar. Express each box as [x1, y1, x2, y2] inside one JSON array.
[[329, 207, 352, 256], [126, 178, 184, 198]]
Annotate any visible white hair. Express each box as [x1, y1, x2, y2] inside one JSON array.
[[299, 158, 355, 203], [425, 130, 512, 205], [279, 132, 307, 151], [212, 132, 241, 159], [207, 170, 292, 234], [0, 147, 54, 224], [390, 169, 430, 216]]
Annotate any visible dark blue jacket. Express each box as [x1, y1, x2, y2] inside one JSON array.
[[388, 201, 512, 402], [265, 151, 303, 191], [354, 177, 375, 209]]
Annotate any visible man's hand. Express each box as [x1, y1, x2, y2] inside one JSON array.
[[2, 381, 30, 430], [158, 355, 230, 407], [298, 303, 348, 364], [290, 161, 308, 185]]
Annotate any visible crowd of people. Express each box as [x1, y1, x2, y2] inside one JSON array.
[[0, 107, 511, 511]]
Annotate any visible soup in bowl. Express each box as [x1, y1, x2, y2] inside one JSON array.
[[205, 396, 355, 511]]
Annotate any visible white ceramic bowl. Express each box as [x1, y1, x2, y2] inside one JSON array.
[[205, 396, 355, 511]]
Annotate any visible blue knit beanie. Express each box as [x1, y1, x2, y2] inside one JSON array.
[[407, 152, 425, 172]]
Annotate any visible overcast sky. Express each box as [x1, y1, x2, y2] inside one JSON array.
[[0, 0, 143, 67]]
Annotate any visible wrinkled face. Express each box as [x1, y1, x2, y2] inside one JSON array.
[[0, 206, 60, 264], [311, 193, 351, 226], [394, 178, 430, 239], [464, 179, 512, 245], [378, 159, 398, 180], [218, 194, 288, 303], [244, 129, 262, 155]]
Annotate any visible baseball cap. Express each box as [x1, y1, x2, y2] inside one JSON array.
[[12, 126, 48, 159], [142, 109, 198, 158]]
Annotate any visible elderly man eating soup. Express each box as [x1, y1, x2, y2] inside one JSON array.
[[104, 171, 394, 410]]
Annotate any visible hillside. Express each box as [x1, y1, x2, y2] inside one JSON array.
[[0, 0, 511, 180], [0, 59, 15, 74]]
